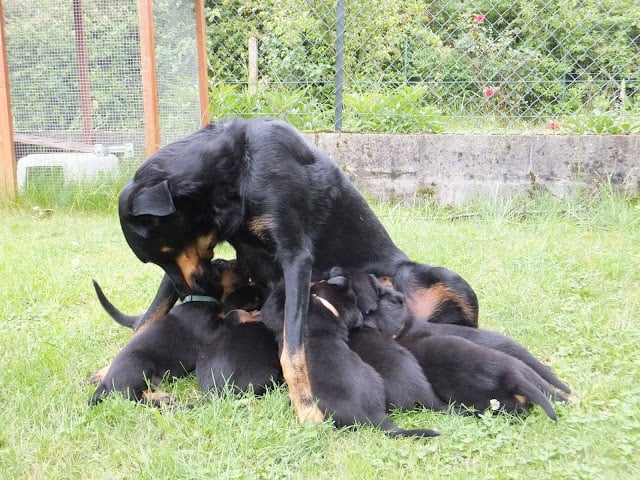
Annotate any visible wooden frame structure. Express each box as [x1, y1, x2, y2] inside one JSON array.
[[0, 0, 210, 197]]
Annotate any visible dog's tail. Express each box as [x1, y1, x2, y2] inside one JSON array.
[[502, 343, 572, 394], [379, 418, 440, 439], [92, 280, 139, 329], [512, 366, 569, 422]]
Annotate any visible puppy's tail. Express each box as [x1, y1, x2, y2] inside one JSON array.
[[92, 280, 140, 329], [513, 367, 568, 422], [379, 418, 440, 439], [499, 341, 571, 394]]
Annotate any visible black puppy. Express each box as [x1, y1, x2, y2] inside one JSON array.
[[91, 264, 278, 403], [117, 117, 478, 422], [90, 297, 223, 405], [196, 310, 282, 395], [330, 267, 448, 412], [262, 274, 439, 438], [398, 319, 571, 395], [398, 334, 568, 420]]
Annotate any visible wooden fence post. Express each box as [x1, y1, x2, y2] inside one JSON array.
[[248, 37, 258, 96], [0, 0, 16, 198], [137, 0, 160, 156]]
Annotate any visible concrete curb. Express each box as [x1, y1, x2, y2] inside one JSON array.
[[306, 133, 640, 204]]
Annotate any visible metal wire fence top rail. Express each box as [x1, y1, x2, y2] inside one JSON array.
[[205, 0, 640, 134]]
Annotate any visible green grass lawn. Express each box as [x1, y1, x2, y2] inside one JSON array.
[[1, 187, 639, 479]]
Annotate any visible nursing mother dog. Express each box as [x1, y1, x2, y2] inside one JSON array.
[[117, 117, 478, 423]]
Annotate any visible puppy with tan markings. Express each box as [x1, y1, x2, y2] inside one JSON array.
[[398, 334, 568, 420], [91, 260, 277, 404], [262, 273, 439, 438], [330, 267, 448, 412]]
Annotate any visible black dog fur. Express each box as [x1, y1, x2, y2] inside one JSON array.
[[262, 273, 439, 438], [195, 310, 282, 395], [91, 262, 278, 404], [399, 319, 571, 395], [331, 267, 448, 412], [116, 117, 478, 421], [398, 334, 568, 420]]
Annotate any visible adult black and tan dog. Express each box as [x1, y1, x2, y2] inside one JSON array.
[[117, 117, 478, 422]]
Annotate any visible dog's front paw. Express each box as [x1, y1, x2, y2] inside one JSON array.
[[142, 390, 176, 407], [88, 364, 111, 385]]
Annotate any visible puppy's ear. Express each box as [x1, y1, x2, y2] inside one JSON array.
[[132, 180, 176, 217], [327, 275, 349, 291], [329, 266, 345, 278]]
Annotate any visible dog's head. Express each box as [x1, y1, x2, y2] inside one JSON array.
[[329, 266, 409, 338], [119, 179, 218, 296], [310, 272, 363, 330]]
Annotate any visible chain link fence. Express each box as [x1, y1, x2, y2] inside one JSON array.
[[206, 0, 640, 134], [5, 0, 201, 190]]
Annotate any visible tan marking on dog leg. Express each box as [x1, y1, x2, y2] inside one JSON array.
[[514, 394, 527, 405], [406, 282, 477, 325], [89, 364, 111, 385], [132, 296, 176, 335], [280, 343, 324, 424], [405, 284, 448, 319], [376, 276, 394, 288]]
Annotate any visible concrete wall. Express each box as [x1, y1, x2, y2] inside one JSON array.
[[305, 133, 640, 204]]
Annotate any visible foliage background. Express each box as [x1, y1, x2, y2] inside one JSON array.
[[3, 0, 639, 141]]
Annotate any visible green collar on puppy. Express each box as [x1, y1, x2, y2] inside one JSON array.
[[181, 295, 220, 305]]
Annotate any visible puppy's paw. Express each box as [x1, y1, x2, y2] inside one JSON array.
[[142, 390, 176, 407], [88, 365, 111, 385]]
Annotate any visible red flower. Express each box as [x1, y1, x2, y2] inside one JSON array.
[[474, 13, 485, 23], [548, 121, 560, 131], [485, 87, 495, 98]]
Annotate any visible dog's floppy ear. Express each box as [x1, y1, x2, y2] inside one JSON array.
[[132, 180, 176, 217], [327, 275, 349, 291]]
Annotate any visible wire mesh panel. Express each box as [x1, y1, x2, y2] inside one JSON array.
[[154, 0, 203, 145], [205, 0, 640, 134], [4, 0, 202, 191]]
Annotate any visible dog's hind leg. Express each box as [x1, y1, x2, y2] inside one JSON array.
[[393, 263, 479, 328]]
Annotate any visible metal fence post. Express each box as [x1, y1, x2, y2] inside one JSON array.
[[334, 0, 345, 132]]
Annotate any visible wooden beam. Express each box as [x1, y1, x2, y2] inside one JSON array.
[[195, 0, 210, 126], [0, 0, 16, 198], [72, 0, 94, 145], [137, 0, 160, 156]]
